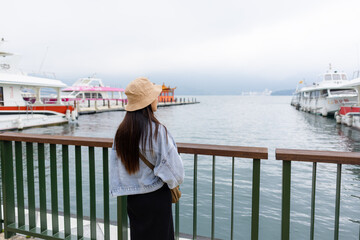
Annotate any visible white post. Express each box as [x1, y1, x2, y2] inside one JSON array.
[[56, 88, 62, 104], [35, 87, 41, 104]]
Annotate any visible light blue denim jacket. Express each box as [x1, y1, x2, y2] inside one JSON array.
[[110, 124, 184, 196]]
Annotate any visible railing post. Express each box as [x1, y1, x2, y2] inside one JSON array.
[[75, 145, 84, 239], [310, 162, 317, 240], [211, 155, 216, 240], [26, 142, 36, 230], [89, 146, 97, 240], [251, 159, 261, 240], [334, 164, 342, 240], [38, 143, 48, 233], [193, 154, 198, 240], [117, 196, 128, 240], [230, 157, 235, 240], [103, 148, 110, 240], [175, 201, 180, 240], [0, 171, 2, 233], [15, 141, 25, 228], [1, 141, 16, 238], [281, 160, 291, 240], [50, 144, 59, 235], [62, 145, 71, 238]]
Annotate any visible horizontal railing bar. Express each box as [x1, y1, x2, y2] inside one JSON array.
[[0, 132, 268, 159], [276, 148, 360, 165], [0, 132, 111, 148], [6, 223, 91, 240], [178, 143, 268, 159]]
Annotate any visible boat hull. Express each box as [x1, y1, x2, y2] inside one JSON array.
[[0, 110, 69, 130], [297, 95, 357, 116], [335, 106, 360, 130]]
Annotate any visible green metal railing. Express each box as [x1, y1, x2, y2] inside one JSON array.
[[176, 143, 267, 240], [276, 148, 360, 240], [0, 133, 360, 240], [0, 133, 115, 240], [0, 133, 268, 240]]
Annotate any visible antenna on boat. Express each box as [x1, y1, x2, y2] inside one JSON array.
[[0, 38, 5, 48], [38, 46, 49, 74], [357, 43, 360, 75], [329, 63, 332, 71]]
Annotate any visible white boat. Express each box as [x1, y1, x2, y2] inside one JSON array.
[[334, 73, 360, 129], [291, 65, 357, 117], [61, 77, 126, 114], [0, 39, 75, 130]]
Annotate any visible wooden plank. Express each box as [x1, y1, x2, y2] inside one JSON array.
[[177, 142, 268, 159], [0, 132, 269, 159], [276, 148, 360, 165], [0, 132, 111, 148]]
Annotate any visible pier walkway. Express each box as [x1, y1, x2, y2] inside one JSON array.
[[0, 133, 359, 239], [77, 99, 199, 115]]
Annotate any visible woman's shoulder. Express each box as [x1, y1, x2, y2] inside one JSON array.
[[151, 123, 174, 143]]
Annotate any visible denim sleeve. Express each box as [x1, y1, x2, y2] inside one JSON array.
[[153, 127, 185, 189], [109, 142, 122, 196]]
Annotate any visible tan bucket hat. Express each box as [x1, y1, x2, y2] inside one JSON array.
[[125, 77, 162, 111]]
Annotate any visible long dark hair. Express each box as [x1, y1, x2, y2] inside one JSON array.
[[114, 104, 166, 174]]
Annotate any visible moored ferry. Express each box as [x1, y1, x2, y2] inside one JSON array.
[[0, 41, 75, 130], [291, 66, 357, 116], [61, 77, 126, 113], [335, 75, 360, 129]]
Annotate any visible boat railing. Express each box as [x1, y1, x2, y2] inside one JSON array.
[[0, 133, 359, 240]]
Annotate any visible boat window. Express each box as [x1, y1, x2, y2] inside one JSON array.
[[76, 93, 83, 99], [324, 74, 332, 80], [341, 74, 347, 80], [112, 92, 119, 98], [85, 93, 91, 98], [0, 87, 3, 106], [321, 90, 328, 97], [332, 74, 341, 80], [329, 89, 356, 95], [70, 91, 79, 96], [90, 80, 101, 87], [98, 93, 103, 99], [91, 93, 97, 98], [315, 91, 320, 98]]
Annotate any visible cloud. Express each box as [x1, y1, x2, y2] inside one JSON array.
[[1, 0, 360, 92]]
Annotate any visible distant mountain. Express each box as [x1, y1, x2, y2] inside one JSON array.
[[271, 89, 295, 96]]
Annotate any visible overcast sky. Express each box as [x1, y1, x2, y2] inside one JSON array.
[[1, 0, 360, 94]]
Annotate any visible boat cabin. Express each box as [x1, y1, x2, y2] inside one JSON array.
[[0, 72, 66, 107], [61, 77, 125, 101]]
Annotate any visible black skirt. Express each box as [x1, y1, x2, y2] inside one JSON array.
[[127, 184, 174, 240]]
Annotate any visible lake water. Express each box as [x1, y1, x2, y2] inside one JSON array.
[[18, 95, 360, 239]]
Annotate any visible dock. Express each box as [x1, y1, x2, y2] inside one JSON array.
[[77, 99, 199, 115]]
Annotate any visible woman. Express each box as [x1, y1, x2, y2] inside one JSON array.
[[110, 77, 184, 240]]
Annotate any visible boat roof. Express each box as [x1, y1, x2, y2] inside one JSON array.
[[341, 77, 360, 88], [0, 72, 67, 88], [0, 52, 13, 56], [62, 86, 124, 92]]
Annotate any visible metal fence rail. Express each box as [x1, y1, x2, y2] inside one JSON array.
[[276, 148, 360, 240], [1, 132, 360, 240]]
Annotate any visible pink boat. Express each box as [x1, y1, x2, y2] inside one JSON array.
[[61, 77, 127, 113]]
